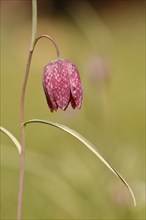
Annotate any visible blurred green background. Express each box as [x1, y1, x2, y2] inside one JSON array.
[[1, 0, 145, 219]]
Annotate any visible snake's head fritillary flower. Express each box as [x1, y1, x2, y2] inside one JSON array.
[[42, 59, 83, 112]]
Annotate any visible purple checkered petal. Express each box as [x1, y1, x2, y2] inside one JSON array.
[[52, 60, 70, 110], [65, 61, 83, 109], [43, 63, 58, 111], [43, 59, 83, 112]]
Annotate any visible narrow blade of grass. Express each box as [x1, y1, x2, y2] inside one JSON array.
[[0, 126, 21, 154], [24, 119, 136, 206]]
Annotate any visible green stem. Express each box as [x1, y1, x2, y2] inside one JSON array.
[[34, 35, 60, 59], [17, 0, 60, 218], [17, 1, 37, 220], [30, 0, 37, 51]]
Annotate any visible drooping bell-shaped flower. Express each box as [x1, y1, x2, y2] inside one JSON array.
[[42, 59, 83, 112]]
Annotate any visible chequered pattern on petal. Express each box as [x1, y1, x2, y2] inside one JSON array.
[[64, 60, 83, 109], [43, 59, 83, 112], [52, 60, 70, 110], [43, 63, 58, 111]]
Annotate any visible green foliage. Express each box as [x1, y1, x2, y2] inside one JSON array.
[[0, 126, 21, 154], [1, 1, 145, 219], [24, 119, 136, 206]]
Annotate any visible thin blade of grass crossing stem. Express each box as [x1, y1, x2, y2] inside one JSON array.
[[0, 126, 21, 154], [24, 119, 136, 206]]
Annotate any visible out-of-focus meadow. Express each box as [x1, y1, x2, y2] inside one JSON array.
[[1, 0, 145, 219]]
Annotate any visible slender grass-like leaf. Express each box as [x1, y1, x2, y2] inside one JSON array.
[[0, 126, 21, 154], [24, 119, 136, 206]]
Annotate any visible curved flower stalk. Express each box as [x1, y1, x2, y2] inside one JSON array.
[[18, 1, 83, 219]]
